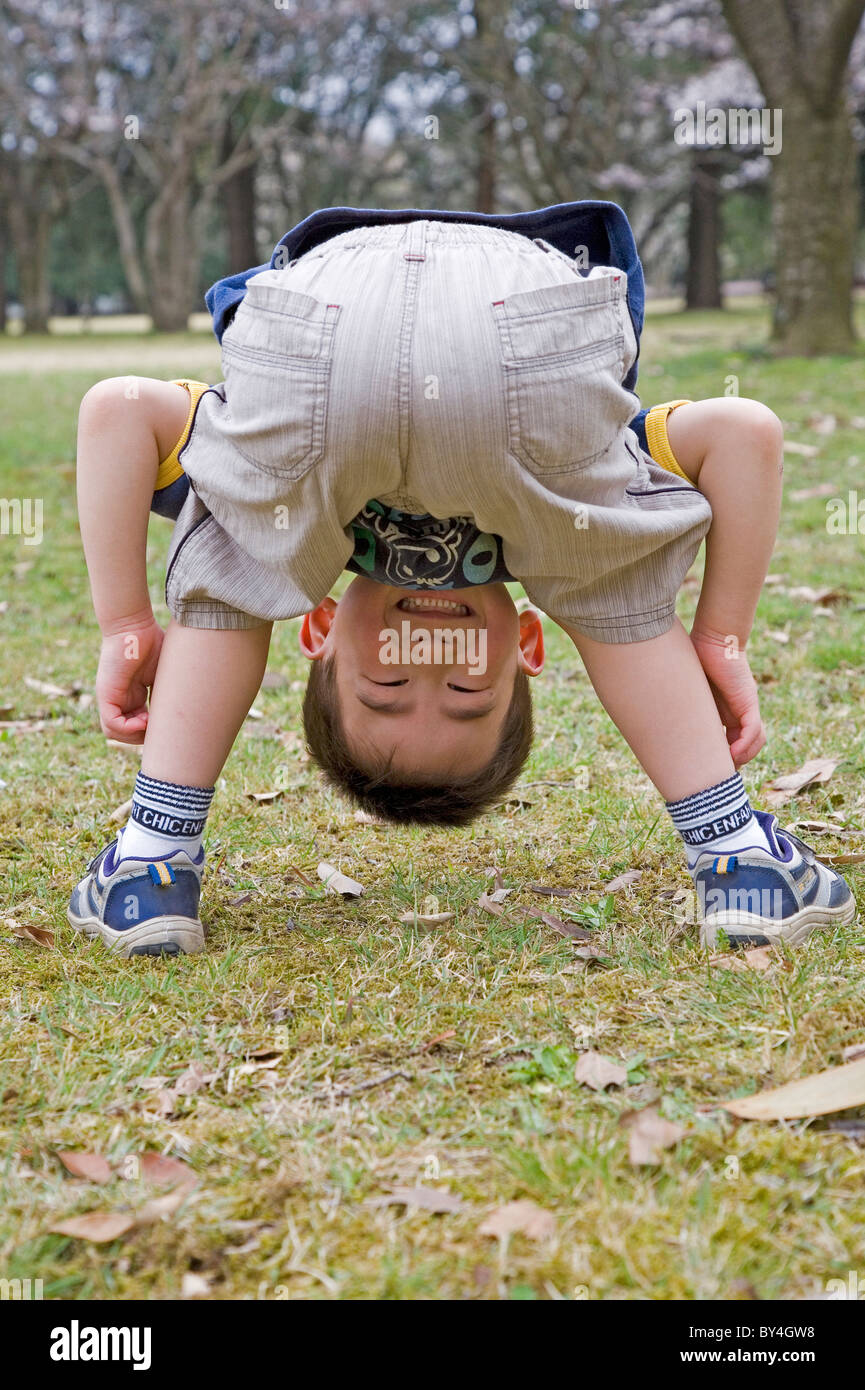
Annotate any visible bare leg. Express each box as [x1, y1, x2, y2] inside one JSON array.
[[566, 618, 735, 803], [562, 397, 783, 803], [142, 620, 273, 786]]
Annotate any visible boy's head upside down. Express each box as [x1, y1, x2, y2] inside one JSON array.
[[300, 575, 545, 826]]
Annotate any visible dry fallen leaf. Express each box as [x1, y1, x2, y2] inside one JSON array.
[[605, 870, 643, 892], [789, 483, 838, 501], [152, 1090, 177, 1119], [317, 862, 363, 897], [173, 1062, 219, 1096], [105, 739, 143, 756], [478, 1199, 556, 1241], [23, 676, 76, 698], [575, 1051, 628, 1091], [135, 1181, 197, 1225], [785, 586, 847, 606], [841, 1043, 865, 1063], [572, 943, 609, 961], [51, 1211, 135, 1243], [722, 1058, 865, 1120], [57, 1151, 112, 1183], [247, 789, 284, 804], [232, 1057, 282, 1078], [368, 1185, 463, 1214], [764, 757, 842, 806], [419, 1029, 457, 1051], [477, 890, 505, 917], [289, 864, 314, 886], [526, 883, 577, 898], [709, 946, 775, 973], [821, 851, 865, 866], [783, 440, 819, 458], [622, 1107, 685, 1165], [399, 908, 455, 926], [137, 1153, 194, 1186], [485, 887, 513, 904], [5, 917, 54, 949], [109, 798, 133, 824]]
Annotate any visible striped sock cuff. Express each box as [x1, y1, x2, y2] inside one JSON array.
[[666, 773, 753, 848], [130, 772, 214, 840]]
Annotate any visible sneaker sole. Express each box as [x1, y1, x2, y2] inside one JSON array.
[[67, 907, 204, 957], [700, 895, 857, 949]]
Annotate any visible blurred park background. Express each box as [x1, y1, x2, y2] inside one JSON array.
[[3, 1, 865, 1301], [1, 0, 864, 354]]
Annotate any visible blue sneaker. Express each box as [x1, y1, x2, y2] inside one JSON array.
[[694, 810, 857, 948], [68, 838, 205, 956]]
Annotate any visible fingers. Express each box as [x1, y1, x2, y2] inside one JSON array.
[[729, 714, 766, 768], [100, 703, 149, 744]]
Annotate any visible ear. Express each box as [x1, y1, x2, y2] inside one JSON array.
[[299, 595, 337, 660], [517, 607, 545, 677]]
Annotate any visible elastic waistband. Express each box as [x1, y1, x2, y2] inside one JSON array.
[[299, 218, 549, 255]]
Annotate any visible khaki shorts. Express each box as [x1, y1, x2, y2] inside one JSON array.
[[164, 219, 712, 641]]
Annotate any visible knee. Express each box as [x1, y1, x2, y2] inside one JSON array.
[[78, 375, 142, 429], [717, 397, 784, 462]]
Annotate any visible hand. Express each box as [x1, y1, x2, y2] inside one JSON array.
[[690, 627, 766, 768], [95, 615, 165, 743]]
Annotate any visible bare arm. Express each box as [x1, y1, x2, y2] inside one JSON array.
[[665, 397, 783, 649], [76, 376, 190, 633], [557, 397, 783, 772], [76, 376, 190, 739]]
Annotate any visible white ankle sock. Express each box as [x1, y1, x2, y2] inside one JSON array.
[[666, 773, 773, 870], [116, 772, 214, 863]]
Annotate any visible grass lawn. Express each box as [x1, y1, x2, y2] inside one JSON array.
[[0, 305, 864, 1302]]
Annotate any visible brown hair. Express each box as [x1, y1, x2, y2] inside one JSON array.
[[302, 657, 533, 826]]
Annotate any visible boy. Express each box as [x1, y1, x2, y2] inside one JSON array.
[[69, 205, 855, 957]]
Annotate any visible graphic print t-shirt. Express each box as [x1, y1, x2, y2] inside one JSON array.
[[346, 500, 513, 588]]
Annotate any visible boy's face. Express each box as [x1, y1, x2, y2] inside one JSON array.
[[300, 577, 544, 777]]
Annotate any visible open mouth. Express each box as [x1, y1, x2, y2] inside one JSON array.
[[396, 596, 474, 618]]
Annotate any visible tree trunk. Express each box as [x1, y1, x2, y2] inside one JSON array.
[[224, 160, 258, 270], [475, 105, 496, 213], [685, 149, 724, 310], [7, 199, 51, 333], [144, 175, 196, 332], [472, 0, 497, 212], [220, 120, 259, 271], [719, 0, 865, 355], [99, 160, 150, 314], [770, 99, 857, 353]]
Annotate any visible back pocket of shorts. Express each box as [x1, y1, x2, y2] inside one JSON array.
[[492, 282, 632, 476], [221, 285, 340, 480]]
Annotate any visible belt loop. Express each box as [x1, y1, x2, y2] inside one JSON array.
[[403, 218, 428, 260]]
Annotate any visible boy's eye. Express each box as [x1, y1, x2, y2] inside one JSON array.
[[371, 679, 407, 686], [448, 683, 485, 692]]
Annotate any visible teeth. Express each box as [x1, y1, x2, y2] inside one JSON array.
[[398, 597, 470, 616]]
